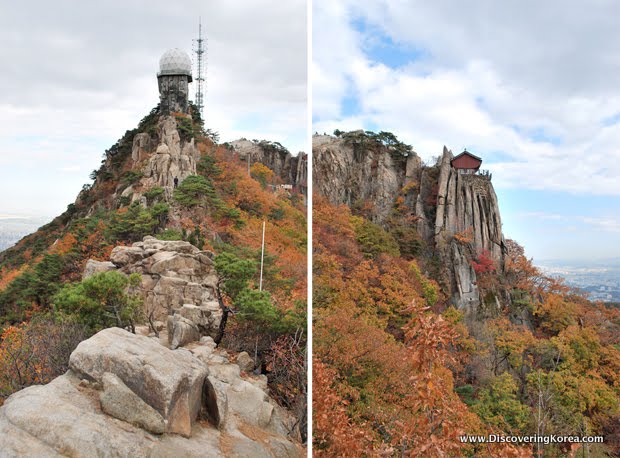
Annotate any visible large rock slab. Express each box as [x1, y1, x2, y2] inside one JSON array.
[[69, 327, 207, 437], [110, 246, 146, 267], [0, 373, 156, 457], [100, 372, 166, 434], [0, 413, 63, 458], [0, 335, 303, 457], [83, 260, 117, 280], [227, 380, 274, 429]]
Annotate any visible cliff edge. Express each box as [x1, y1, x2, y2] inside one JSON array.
[[313, 132, 506, 310]]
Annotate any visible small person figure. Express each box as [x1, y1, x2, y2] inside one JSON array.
[[174, 176, 179, 188]]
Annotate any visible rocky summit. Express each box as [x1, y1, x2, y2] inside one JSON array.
[[0, 327, 301, 457]]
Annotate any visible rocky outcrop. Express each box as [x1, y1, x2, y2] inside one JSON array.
[[106, 236, 221, 338], [313, 134, 506, 309], [82, 259, 116, 280], [433, 148, 506, 308], [69, 327, 207, 437], [167, 313, 202, 350], [131, 133, 153, 163], [313, 134, 419, 223], [0, 328, 302, 457], [141, 116, 201, 192], [434, 147, 504, 264], [236, 351, 255, 372], [229, 139, 302, 186]]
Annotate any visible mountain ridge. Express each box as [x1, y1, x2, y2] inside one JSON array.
[[0, 104, 307, 456]]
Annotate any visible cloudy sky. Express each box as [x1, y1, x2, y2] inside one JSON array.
[[0, 0, 306, 218], [313, 0, 620, 262]]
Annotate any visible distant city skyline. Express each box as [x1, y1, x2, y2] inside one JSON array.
[[313, 0, 620, 261], [0, 0, 306, 217]]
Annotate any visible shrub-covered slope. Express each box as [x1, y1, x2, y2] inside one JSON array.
[[313, 131, 620, 457], [0, 106, 307, 438]]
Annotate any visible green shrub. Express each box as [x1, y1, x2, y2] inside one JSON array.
[[158, 229, 183, 241], [350, 216, 400, 259], [118, 195, 131, 207], [175, 115, 195, 142], [389, 225, 422, 258], [121, 171, 144, 185], [473, 373, 530, 433], [215, 251, 256, 300], [187, 227, 206, 249], [144, 187, 164, 203], [108, 202, 169, 242], [53, 271, 143, 332], [197, 154, 222, 177], [173, 175, 216, 207]]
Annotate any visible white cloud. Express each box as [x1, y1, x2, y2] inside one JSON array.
[[0, 0, 306, 215], [312, 0, 620, 196], [57, 166, 82, 173], [516, 212, 620, 233]]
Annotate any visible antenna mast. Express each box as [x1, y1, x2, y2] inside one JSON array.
[[193, 17, 206, 121]]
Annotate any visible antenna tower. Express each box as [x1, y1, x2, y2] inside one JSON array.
[[193, 18, 206, 120]]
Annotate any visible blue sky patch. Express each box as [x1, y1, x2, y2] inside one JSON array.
[[351, 17, 427, 69], [602, 111, 620, 127], [496, 188, 620, 261], [511, 125, 562, 145], [341, 90, 360, 117]]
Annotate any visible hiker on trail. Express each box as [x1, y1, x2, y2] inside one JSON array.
[[174, 177, 179, 188]]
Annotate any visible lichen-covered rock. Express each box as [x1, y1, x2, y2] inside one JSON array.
[[69, 327, 207, 437], [104, 237, 221, 336], [236, 351, 255, 372], [100, 372, 166, 434], [167, 314, 201, 349], [82, 259, 117, 280], [0, 330, 303, 457]]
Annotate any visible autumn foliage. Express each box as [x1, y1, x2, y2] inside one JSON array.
[[313, 194, 485, 456], [314, 193, 620, 457], [0, 111, 307, 425]]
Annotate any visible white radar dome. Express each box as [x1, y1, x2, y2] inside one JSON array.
[[158, 48, 192, 77]]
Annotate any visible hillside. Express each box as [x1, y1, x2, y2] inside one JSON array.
[[312, 131, 620, 457], [0, 105, 307, 456]]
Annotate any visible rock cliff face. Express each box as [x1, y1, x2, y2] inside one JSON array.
[[126, 116, 201, 204], [229, 139, 303, 186], [433, 148, 506, 308], [140, 117, 201, 191], [313, 134, 421, 223], [313, 134, 506, 310], [76, 115, 200, 213], [0, 328, 301, 457]]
